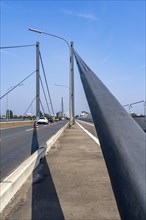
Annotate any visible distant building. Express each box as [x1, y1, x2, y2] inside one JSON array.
[[25, 113, 33, 117], [80, 111, 90, 116], [64, 111, 69, 119], [1, 115, 6, 119]]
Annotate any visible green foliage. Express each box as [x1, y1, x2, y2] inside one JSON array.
[[44, 113, 51, 118], [75, 115, 79, 118], [10, 110, 13, 118], [13, 115, 18, 119]]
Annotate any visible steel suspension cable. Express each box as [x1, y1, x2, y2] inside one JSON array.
[[39, 51, 54, 115], [39, 75, 51, 115], [0, 70, 36, 100], [23, 96, 36, 117], [0, 44, 36, 49]]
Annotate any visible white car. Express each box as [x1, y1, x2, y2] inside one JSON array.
[[37, 117, 48, 124]]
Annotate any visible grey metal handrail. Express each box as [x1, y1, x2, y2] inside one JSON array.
[[74, 50, 146, 220]]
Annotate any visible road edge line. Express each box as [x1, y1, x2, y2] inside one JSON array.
[[76, 120, 100, 146]]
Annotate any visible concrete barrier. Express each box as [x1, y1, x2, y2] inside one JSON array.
[[0, 122, 69, 212]]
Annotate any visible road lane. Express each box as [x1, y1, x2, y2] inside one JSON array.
[[0, 121, 68, 181], [77, 120, 98, 137]]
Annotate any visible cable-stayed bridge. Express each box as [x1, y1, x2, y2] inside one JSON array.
[[0, 41, 146, 220]]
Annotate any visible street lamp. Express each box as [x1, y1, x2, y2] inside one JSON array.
[[28, 28, 75, 125], [123, 100, 145, 115], [54, 84, 69, 119]]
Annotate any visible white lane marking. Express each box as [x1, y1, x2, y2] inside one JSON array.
[[76, 121, 100, 146], [77, 120, 94, 126], [25, 128, 34, 132]]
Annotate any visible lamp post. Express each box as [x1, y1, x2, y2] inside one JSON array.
[[61, 97, 64, 118], [28, 28, 75, 125], [123, 104, 131, 114], [54, 84, 69, 119], [123, 100, 145, 115]]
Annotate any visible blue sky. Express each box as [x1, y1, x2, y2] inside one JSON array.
[[0, 0, 145, 116]]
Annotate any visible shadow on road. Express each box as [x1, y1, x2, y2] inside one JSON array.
[[31, 122, 65, 219], [31, 122, 39, 155]]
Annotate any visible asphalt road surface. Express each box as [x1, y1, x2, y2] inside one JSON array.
[[77, 119, 98, 137], [0, 120, 68, 181]]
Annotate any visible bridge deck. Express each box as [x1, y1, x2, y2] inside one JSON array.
[[1, 122, 120, 220]]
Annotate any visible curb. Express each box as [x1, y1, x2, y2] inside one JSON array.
[[0, 122, 69, 212]]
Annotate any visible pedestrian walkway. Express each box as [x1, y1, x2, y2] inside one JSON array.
[[1, 123, 120, 220]]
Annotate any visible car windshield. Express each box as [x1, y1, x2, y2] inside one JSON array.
[[39, 117, 45, 119]]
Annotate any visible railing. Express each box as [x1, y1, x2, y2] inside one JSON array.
[[74, 50, 146, 220]]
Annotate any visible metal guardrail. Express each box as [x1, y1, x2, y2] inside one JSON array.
[[74, 50, 146, 220]]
